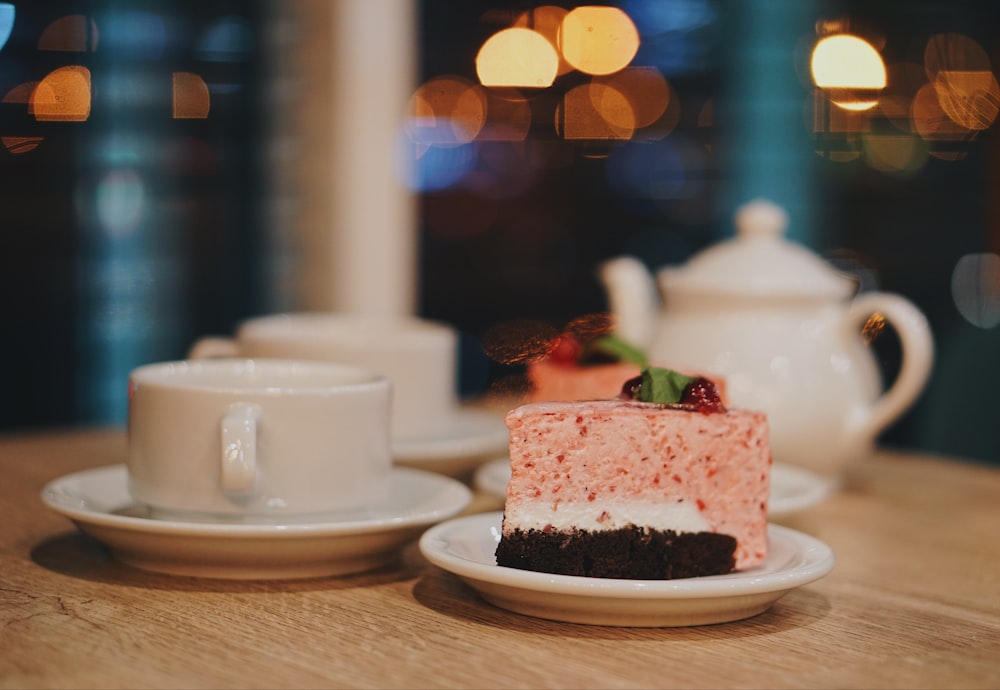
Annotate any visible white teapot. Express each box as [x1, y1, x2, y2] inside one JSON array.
[[600, 199, 934, 479]]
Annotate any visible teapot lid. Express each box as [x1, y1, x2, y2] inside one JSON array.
[[661, 199, 853, 299]]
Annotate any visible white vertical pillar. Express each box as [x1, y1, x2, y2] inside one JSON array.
[[327, 0, 418, 316]]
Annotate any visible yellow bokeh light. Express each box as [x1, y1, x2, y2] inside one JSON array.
[[476, 28, 559, 88], [560, 6, 639, 76], [811, 34, 886, 111], [31, 66, 91, 121], [172, 72, 211, 119]]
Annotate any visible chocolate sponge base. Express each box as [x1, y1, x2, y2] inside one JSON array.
[[495, 526, 737, 580]]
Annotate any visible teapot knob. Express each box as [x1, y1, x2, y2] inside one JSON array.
[[735, 198, 789, 240]]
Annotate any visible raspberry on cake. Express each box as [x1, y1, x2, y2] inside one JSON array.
[[496, 368, 771, 580]]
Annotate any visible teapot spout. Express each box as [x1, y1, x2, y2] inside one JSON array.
[[599, 256, 658, 350]]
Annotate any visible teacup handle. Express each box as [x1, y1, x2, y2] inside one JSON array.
[[845, 292, 934, 441], [189, 337, 240, 359], [221, 402, 260, 496]]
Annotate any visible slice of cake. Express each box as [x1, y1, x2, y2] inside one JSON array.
[[497, 368, 770, 579]]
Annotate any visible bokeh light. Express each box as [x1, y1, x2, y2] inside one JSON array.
[[933, 69, 1000, 132], [952, 253, 1000, 329], [31, 66, 91, 121], [399, 131, 476, 193], [862, 132, 927, 177], [476, 27, 559, 88], [407, 76, 487, 147], [512, 6, 573, 77], [2, 82, 43, 153], [557, 83, 634, 141], [560, 6, 640, 76], [911, 81, 974, 148], [0, 3, 14, 53], [811, 34, 886, 111], [592, 67, 671, 129], [37, 13, 98, 51], [622, 0, 718, 76], [1, 135, 42, 155], [95, 169, 146, 239], [172, 72, 211, 119]]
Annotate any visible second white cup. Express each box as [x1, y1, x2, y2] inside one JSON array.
[[189, 313, 460, 441]]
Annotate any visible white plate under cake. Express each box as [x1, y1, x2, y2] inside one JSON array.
[[419, 512, 835, 627]]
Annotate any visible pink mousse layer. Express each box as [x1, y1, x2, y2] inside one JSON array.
[[504, 400, 771, 570]]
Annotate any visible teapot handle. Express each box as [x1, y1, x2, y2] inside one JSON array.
[[845, 292, 934, 441]]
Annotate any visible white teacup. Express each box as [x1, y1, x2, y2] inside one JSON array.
[[127, 358, 392, 519], [189, 313, 459, 442]]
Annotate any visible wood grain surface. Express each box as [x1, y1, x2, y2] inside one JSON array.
[[1, 428, 998, 689]]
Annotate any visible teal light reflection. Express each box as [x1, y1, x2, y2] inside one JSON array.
[[0, 3, 14, 53]]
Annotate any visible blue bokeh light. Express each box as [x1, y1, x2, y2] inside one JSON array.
[[399, 129, 477, 193], [0, 4, 14, 53]]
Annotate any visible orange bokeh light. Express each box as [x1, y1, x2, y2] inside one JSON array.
[[407, 76, 487, 147], [172, 72, 211, 119], [512, 5, 573, 77], [31, 66, 91, 121], [592, 67, 670, 129], [37, 14, 98, 52], [557, 83, 634, 141]]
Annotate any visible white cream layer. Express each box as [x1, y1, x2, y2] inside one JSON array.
[[503, 499, 711, 534]]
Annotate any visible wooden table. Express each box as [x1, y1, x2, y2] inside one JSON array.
[[2, 427, 998, 689]]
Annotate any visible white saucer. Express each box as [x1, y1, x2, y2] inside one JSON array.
[[419, 512, 834, 627], [391, 406, 509, 476], [474, 457, 834, 518], [41, 464, 472, 580]]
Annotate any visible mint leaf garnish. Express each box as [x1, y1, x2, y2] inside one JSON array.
[[636, 367, 697, 404], [586, 334, 649, 366]]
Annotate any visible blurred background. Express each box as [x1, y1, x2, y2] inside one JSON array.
[[1, 0, 998, 463]]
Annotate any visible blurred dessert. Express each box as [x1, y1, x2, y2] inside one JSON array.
[[527, 332, 727, 403]]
